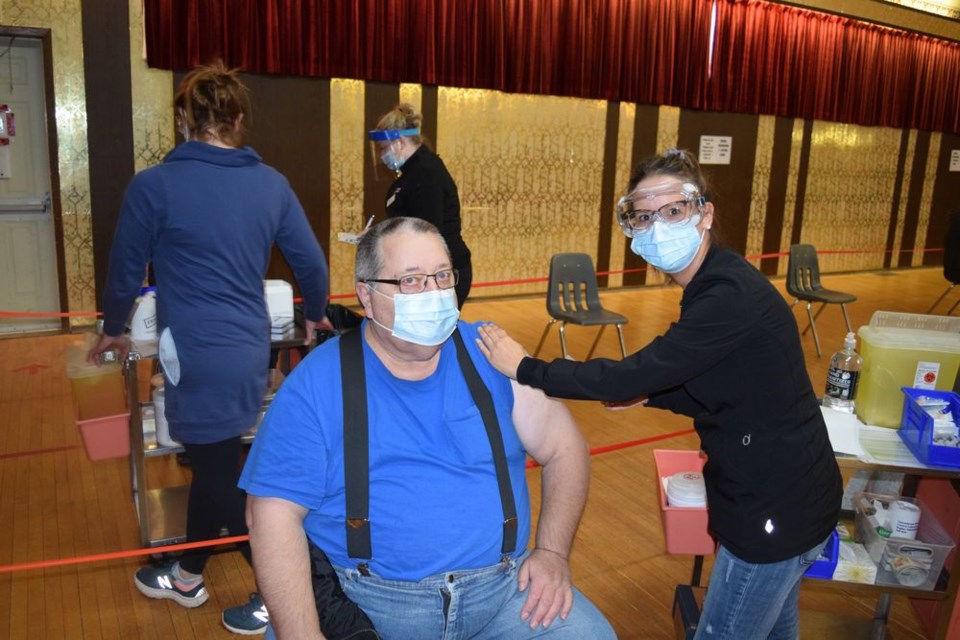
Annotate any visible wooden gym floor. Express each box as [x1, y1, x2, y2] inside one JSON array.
[[0, 266, 953, 639]]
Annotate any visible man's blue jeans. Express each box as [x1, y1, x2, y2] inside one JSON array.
[[693, 535, 830, 640], [266, 549, 616, 639]]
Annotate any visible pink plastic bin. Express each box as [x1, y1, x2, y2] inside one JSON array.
[[653, 449, 715, 555], [74, 401, 130, 461]]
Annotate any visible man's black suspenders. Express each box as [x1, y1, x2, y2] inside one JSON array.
[[338, 327, 518, 564]]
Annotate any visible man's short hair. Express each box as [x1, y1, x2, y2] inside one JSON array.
[[355, 217, 450, 282]]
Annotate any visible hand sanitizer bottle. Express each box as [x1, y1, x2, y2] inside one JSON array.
[[823, 332, 863, 413]]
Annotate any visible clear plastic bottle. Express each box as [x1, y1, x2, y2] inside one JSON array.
[[823, 332, 863, 413]]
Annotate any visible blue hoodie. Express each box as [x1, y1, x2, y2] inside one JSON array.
[[102, 141, 329, 442]]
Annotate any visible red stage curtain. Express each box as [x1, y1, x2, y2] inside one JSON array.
[[143, 0, 960, 134]]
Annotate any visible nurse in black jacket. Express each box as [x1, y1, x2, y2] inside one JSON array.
[[479, 149, 842, 640], [370, 103, 472, 307]]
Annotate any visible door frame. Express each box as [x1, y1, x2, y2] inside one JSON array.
[[0, 26, 68, 332]]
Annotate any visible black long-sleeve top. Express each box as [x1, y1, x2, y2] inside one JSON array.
[[518, 245, 842, 563], [385, 145, 471, 269]]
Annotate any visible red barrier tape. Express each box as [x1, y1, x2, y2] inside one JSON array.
[[0, 535, 250, 575], [0, 427, 698, 574], [0, 246, 944, 318], [0, 444, 81, 460]]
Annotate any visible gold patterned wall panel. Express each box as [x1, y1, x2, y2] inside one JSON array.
[[398, 83, 421, 115], [2, 0, 95, 324], [747, 116, 776, 267], [913, 132, 941, 267], [328, 79, 366, 300], [607, 102, 636, 288], [799, 121, 901, 273], [437, 88, 608, 297], [128, 0, 173, 173]]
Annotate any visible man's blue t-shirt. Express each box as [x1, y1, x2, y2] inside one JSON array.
[[239, 320, 531, 580]]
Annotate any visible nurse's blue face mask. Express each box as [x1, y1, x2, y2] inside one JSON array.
[[616, 181, 708, 273]]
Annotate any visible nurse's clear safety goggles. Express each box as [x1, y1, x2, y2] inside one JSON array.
[[368, 127, 420, 177], [616, 181, 705, 238]]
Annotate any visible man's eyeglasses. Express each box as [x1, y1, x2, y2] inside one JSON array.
[[365, 269, 459, 294], [617, 198, 696, 234]]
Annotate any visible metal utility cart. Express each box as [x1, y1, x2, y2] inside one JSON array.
[[126, 329, 305, 547]]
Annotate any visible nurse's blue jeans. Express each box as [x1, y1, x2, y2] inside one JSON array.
[[693, 536, 830, 640], [265, 550, 616, 639]]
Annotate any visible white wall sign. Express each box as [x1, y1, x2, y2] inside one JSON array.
[[950, 149, 960, 172], [699, 136, 732, 165]]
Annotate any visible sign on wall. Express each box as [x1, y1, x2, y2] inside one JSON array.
[[699, 136, 732, 165], [950, 149, 960, 172]]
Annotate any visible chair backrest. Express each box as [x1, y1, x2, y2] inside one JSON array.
[[786, 244, 824, 296], [546, 253, 602, 317]]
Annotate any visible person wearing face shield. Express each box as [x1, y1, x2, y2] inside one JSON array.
[[241, 217, 616, 640], [479, 149, 842, 640], [369, 103, 473, 308]]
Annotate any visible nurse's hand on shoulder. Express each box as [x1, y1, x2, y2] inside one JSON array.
[[477, 323, 527, 380]]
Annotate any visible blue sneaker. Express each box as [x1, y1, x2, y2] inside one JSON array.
[[134, 561, 208, 608], [223, 592, 269, 635]]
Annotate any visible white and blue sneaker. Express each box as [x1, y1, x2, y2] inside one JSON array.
[[223, 592, 269, 635], [134, 561, 208, 608]]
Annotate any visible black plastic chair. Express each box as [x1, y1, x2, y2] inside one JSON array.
[[533, 253, 628, 360], [786, 244, 857, 358], [926, 210, 960, 315]]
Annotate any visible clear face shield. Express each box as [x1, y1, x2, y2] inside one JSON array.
[[368, 127, 419, 179], [615, 181, 705, 238]]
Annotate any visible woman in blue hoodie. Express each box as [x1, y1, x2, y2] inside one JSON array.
[[89, 61, 330, 635]]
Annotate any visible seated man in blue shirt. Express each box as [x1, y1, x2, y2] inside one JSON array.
[[240, 216, 616, 639]]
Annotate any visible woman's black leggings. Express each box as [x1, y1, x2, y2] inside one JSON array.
[[178, 436, 252, 574]]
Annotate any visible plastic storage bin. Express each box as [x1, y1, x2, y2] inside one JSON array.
[[75, 406, 130, 461], [653, 449, 715, 555], [854, 491, 954, 591], [898, 388, 960, 468], [65, 336, 130, 461], [804, 529, 839, 579], [856, 312, 960, 428]]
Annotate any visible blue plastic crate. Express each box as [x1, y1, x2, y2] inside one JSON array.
[[804, 529, 839, 579], [898, 388, 960, 469]]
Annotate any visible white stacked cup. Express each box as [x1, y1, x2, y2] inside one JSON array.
[[889, 500, 921, 540], [666, 471, 707, 507]]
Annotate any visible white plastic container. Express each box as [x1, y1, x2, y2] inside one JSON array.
[[152, 385, 179, 447], [264, 280, 294, 321], [130, 288, 157, 342], [666, 471, 707, 507]]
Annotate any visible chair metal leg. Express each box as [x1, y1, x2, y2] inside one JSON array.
[[926, 284, 955, 315], [806, 302, 823, 358], [615, 324, 627, 358], [534, 319, 557, 357], [558, 322, 569, 360], [585, 325, 607, 360], [840, 303, 853, 333], [802, 302, 827, 336]]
